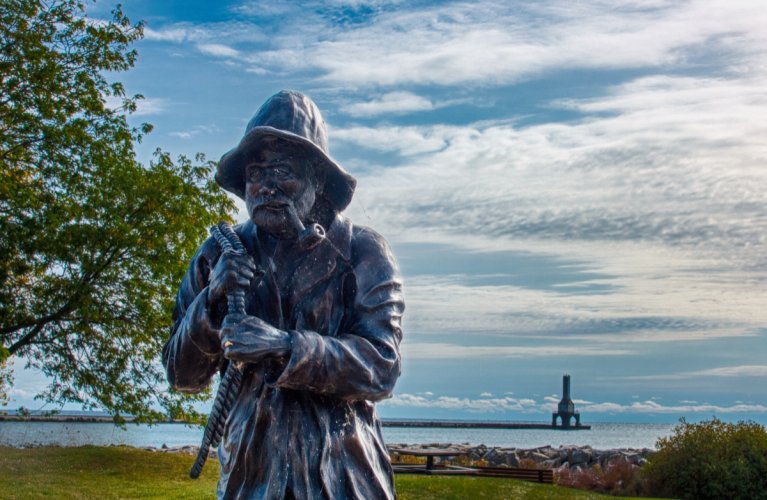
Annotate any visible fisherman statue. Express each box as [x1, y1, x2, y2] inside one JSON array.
[[163, 90, 404, 499]]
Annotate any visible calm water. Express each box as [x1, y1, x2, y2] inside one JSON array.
[[0, 421, 673, 450]]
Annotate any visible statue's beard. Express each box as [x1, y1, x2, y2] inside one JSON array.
[[246, 189, 321, 239], [250, 205, 297, 239]]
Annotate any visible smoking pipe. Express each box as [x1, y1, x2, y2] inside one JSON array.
[[284, 202, 326, 250]]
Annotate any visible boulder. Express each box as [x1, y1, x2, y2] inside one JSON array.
[[529, 452, 551, 462], [567, 447, 592, 466]]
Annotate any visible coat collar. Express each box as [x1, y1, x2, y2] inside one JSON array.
[[288, 214, 352, 304], [237, 215, 353, 315], [237, 214, 352, 263]]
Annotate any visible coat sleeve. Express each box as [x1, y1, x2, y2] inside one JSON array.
[[273, 227, 404, 402], [162, 239, 224, 393]]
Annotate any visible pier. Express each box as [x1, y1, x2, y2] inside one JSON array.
[[381, 419, 590, 430]]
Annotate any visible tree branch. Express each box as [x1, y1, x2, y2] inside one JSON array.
[[7, 321, 47, 356], [1, 301, 74, 338]]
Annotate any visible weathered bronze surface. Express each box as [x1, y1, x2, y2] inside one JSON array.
[[164, 90, 404, 499]]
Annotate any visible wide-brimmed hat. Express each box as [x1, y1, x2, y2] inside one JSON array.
[[216, 90, 356, 211]]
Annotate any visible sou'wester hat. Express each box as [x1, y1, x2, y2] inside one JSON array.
[[216, 90, 357, 212]]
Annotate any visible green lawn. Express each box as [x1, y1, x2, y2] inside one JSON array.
[[0, 446, 633, 499]]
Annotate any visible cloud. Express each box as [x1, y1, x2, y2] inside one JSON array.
[[104, 96, 169, 116], [397, 272, 760, 343], [380, 392, 767, 414], [145, 1, 767, 87], [334, 124, 461, 155], [341, 92, 435, 117], [232, 1, 298, 17], [168, 124, 223, 140], [582, 400, 767, 414], [626, 365, 767, 380], [197, 43, 241, 58], [345, 71, 767, 279], [402, 342, 632, 360], [142, 26, 191, 42], [169, 131, 194, 139], [381, 393, 542, 413], [280, 0, 767, 87], [7, 387, 36, 399], [143, 21, 268, 45]]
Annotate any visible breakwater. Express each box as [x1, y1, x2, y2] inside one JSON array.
[[1, 415, 591, 430], [387, 443, 651, 471], [383, 419, 591, 430]]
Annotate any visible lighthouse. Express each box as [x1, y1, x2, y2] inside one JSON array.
[[552, 374, 582, 428]]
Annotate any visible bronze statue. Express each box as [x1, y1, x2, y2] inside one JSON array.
[[163, 90, 404, 499]]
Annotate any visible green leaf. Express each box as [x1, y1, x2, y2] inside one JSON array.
[[0, 0, 235, 423]]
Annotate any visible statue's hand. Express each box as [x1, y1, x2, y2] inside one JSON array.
[[208, 252, 256, 306], [221, 316, 291, 363]]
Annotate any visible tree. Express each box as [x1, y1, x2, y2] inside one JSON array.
[[0, 1, 235, 422], [643, 418, 767, 500]]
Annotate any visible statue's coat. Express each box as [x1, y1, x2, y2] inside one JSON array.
[[163, 215, 403, 499]]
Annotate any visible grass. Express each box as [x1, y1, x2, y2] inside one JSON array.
[[0, 446, 639, 499]]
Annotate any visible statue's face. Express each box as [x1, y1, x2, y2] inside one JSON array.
[[244, 146, 317, 238]]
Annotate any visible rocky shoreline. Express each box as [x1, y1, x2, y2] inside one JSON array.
[[142, 442, 654, 472], [389, 443, 652, 471]]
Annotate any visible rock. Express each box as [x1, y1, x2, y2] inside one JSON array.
[[568, 447, 592, 466], [529, 452, 550, 462], [391, 443, 654, 473], [535, 446, 559, 459], [570, 463, 586, 473]]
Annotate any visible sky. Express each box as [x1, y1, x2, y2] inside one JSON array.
[[7, 0, 767, 424]]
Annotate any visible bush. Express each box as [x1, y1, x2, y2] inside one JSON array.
[[643, 417, 767, 500], [557, 459, 646, 497]]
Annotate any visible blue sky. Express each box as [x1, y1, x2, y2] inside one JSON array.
[[8, 0, 767, 423]]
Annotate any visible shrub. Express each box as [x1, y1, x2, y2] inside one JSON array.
[[557, 459, 646, 496], [517, 457, 546, 470], [643, 417, 767, 500]]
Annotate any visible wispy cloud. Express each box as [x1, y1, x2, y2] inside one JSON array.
[[346, 72, 767, 275], [381, 392, 767, 415], [168, 124, 222, 140], [626, 365, 767, 380], [143, 22, 268, 45], [334, 124, 460, 155], [197, 43, 241, 58], [169, 131, 194, 139], [382, 393, 541, 413], [402, 342, 632, 360], [105, 96, 169, 116], [582, 400, 767, 415], [398, 272, 761, 343], [135, 98, 170, 117], [341, 92, 435, 117], [263, 0, 767, 86], [146, 1, 766, 87]]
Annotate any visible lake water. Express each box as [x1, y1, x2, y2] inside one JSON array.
[[0, 421, 673, 450]]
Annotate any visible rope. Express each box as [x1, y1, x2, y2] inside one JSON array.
[[189, 222, 248, 479]]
